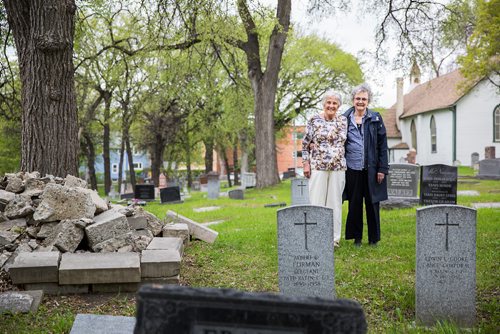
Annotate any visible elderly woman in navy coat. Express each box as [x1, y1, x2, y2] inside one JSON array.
[[343, 83, 388, 246]]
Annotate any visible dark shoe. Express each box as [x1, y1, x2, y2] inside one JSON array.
[[369, 241, 378, 247], [354, 239, 362, 247]]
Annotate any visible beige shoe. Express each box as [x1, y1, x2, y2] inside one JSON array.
[[334, 241, 340, 248]]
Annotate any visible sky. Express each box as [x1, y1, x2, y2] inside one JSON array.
[[287, 1, 408, 108]]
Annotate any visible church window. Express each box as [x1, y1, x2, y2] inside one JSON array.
[[430, 116, 437, 153], [410, 120, 417, 151], [495, 105, 500, 142]]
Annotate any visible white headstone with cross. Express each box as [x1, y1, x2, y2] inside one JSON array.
[[277, 205, 335, 298]]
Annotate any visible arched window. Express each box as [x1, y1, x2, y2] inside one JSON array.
[[495, 105, 500, 142], [411, 120, 417, 151], [430, 116, 437, 153]]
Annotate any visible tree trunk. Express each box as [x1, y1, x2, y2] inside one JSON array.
[[232, 141, 239, 185], [185, 137, 192, 188], [220, 147, 232, 188], [102, 92, 112, 195], [204, 139, 214, 173], [83, 132, 97, 190], [4, 0, 79, 177], [125, 135, 136, 188], [253, 83, 280, 187], [239, 130, 248, 174], [117, 135, 125, 193], [237, 0, 291, 188], [150, 142, 164, 187]]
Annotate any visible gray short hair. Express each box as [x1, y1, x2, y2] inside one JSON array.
[[321, 90, 343, 106], [351, 83, 373, 102]]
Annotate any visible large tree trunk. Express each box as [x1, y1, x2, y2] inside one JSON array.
[[4, 0, 79, 177], [184, 137, 192, 188], [237, 0, 291, 188], [150, 142, 164, 187], [102, 92, 112, 195]]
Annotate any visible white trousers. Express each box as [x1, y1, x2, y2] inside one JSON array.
[[309, 170, 346, 243]]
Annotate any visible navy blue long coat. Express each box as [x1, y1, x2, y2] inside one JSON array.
[[343, 107, 389, 203]]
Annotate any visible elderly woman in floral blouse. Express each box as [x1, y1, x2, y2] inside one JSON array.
[[302, 90, 347, 247]]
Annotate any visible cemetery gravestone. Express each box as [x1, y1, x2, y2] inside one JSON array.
[[134, 285, 367, 334], [420, 164, 457, 205], [470, 152, 479, 169], [277, 205, 335, 298], [477, 159, 500, 180], [134, 184, 155, 201], [160, 186, 183, 204], [241, 172, 256, 188], [484, 146, 495, 159], [228, 189, 244, 200], [291, 178, 310, 205], [207, 172, 220, 199], [387, 164, 419, 197], [191, 180, 201, 191], [416, 205, 476, 327]]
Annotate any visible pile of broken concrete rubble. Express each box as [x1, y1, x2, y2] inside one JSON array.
[[0, 172, 217, 300]]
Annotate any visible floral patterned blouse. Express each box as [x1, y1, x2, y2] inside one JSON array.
[[302, 113, 348, 171]]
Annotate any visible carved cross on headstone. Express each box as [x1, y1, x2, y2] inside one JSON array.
[[435, 213, 459, 251], [294, 211, 317, 250], [297, 180, 307, 196]]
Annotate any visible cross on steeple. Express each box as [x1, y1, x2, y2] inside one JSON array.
[[295, 211, 317, 250], [297, 180, 307, 196], [435, 213, 459, 251]]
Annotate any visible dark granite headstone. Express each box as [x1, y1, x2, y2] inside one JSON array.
[[120, 193, 134, 200], [387, 164, 420, 198], [420, 164, 457, 205], [134, 184, 155, 201], [228, 189, 244, 200], [477, 159, 500, 180], [134, 285, 367, 334], [160, 186, 183, 204]]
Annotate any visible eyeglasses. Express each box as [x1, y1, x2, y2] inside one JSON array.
[[355, 97, 368, 101]]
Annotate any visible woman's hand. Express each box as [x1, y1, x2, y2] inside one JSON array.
[[303, 161, 311, 179], [377, 172, 385, 184]]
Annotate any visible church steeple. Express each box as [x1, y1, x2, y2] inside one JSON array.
[[410, 61, 421, 90]]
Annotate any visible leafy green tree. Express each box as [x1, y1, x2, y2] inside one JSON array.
[[458, 0, 499, 88], [276, 33, 363, 129]]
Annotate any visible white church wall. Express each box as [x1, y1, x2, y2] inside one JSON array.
[[387, 138, 408, 163], [455, 79, 500, 164]]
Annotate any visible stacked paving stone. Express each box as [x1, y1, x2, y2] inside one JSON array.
[[0, 172, 216, 295]]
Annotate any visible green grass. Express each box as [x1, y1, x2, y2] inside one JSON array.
[[1, 174, 499, 333]]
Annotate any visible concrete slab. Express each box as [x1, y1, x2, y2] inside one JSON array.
[[193, 206, 220, 213], [166, 211, 218, 243], [9, 251, 60, 284], [91, 283, 139, 293], [140, 249, 180, 278], [0, 290, 43, 314], [24, 283, 89, 295], [59, 252, 141, 285], [141, 275, 180, 285], [472, 202, 500, 209], [70, 314, 135, 334], [162, 223, 189, 246], [146, 237, 183, 255]]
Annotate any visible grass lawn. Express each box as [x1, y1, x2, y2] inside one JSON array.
[[1, 167, 499, 333]]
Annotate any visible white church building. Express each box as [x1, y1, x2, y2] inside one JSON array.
[[385, 64, 500, 166]]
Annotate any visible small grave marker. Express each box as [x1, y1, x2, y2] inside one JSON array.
[[387, 163, 420, 198], [207, 172, 220, 199], [228, 189, 244, 200], [291, 178, 310, 205], [477, 159, 500, 180]]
